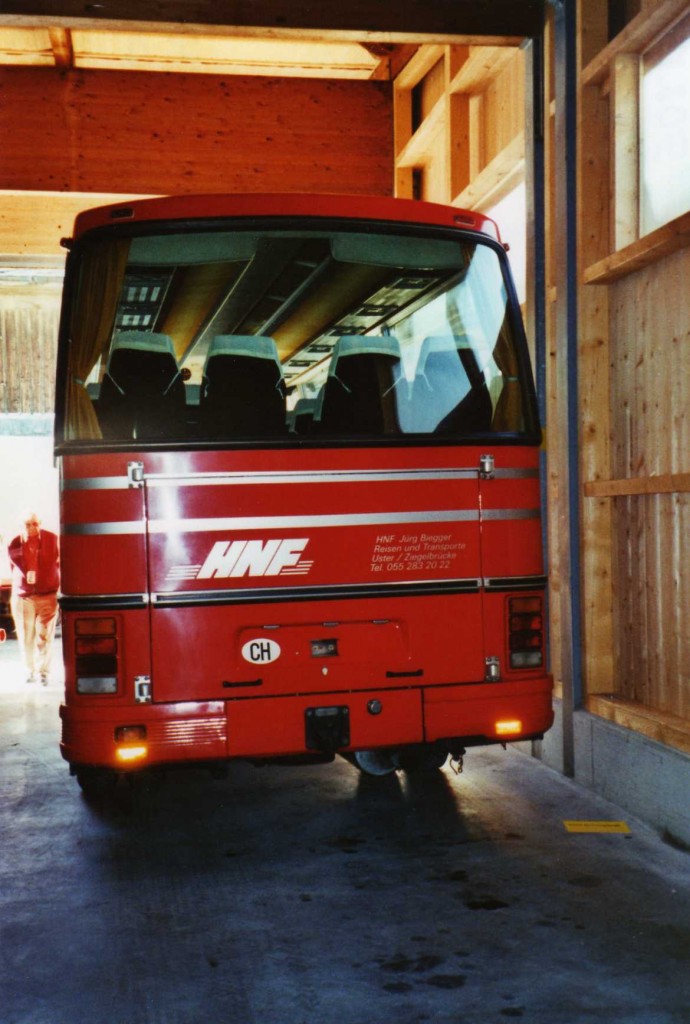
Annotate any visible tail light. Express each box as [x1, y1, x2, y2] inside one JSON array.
[[74, 617, 118, 694], [508, 596, 544, 669], [114, 725, 148, 763]]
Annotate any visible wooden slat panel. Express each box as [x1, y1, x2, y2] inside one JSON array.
[[0, 67, 393, 199], [0, 299, 60, 414], [611, 493, 690, 718], [606, 246, 690, 719]]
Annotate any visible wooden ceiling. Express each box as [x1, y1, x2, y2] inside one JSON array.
[[0, 26, 413, 80], [0, 1, 545, 80]]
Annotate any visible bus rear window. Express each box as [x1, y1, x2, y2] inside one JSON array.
[[60, 226, 537, 444]]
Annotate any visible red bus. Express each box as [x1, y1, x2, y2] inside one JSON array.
[[54, 193, 553, 795]]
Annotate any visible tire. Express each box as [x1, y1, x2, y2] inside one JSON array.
[[349, 749, 398, 776]]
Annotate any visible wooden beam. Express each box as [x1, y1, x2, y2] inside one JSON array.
[[48, 26, 74, 68], [611, 54, 640, 251], [576, 57, 613, 699], [448, 45, 516, 94], [0, 67, 393, 200], [584, 473, 690, 498], [584, 209, 690, 284], [394, 96, 445, 167], [0, 1, 545, 42]]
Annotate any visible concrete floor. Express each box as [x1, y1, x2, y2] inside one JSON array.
[[1, 639, 690, 1024]]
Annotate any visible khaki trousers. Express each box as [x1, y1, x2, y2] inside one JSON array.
[[11, 593, 59, 678]]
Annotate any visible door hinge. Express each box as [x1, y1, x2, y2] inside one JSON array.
[[128, 461, 145, 488], [485, 656, 502, 682], [134, 675, 152, 703], [479, 453, 495, 479]]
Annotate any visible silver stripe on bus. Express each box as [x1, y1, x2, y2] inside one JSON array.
[[62, 468, 479, 490], [61, 467, 538, 491], [151, 577, 484, 604], [64, 521, 146, 535], [62, 476, 131, 490], [482, 508, 540, 521], [64, 509, 478, 535], [494, 468, 539, 479], [144, 468, 479, 486], [63, 507, 539, 535]]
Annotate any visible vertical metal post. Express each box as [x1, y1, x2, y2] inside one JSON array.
[[524, 28, 550, 762], [552, 0, 583, 777]]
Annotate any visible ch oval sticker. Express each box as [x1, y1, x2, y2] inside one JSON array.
[[242, 638, 281, 664]]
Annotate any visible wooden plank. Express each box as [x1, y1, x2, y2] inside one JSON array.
[[0, 67, 393, 200], [393, 44, 446, 91], [448, 92, 471, 200], [481, 48, 524, 167], [584, 209, 690, 284], [48, 26, 73, 68], [0, 26, 54, 65], [0, 1, 542, 42], [576, 71, 614, 697], [611, 54, 640, 251], [468, 95, 484, 182], [584, 473, 690, 497], [578, 0, 608, 70], [448, 45, 516, 94], [394, 95, 445, 167]]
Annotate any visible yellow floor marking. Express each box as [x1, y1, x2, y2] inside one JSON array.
[[564, 820, 631, 833]]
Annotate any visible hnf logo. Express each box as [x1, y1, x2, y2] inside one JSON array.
[[197, 538, 312, 579]]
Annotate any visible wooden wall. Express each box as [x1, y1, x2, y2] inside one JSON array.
[[0, 292, 61, 414], [608, 247, 690, 719], [392, 44, 524, 210], [576, 0, 690, 751]]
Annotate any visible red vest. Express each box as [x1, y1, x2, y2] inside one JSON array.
[[8, 530, 60, 597]]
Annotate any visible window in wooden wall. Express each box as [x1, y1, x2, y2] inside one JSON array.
[[640, 23, 690, 235]]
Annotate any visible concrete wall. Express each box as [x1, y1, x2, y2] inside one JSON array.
[[536, 700, 690, 850]]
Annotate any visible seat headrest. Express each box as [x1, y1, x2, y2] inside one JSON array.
[[328, 335, 401, 377], [204, 335, 281, 375], [109, 331, 177, 364], [416, 335, 465, 374]]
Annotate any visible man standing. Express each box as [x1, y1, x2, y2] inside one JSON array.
[[7, 513, 60, 686]]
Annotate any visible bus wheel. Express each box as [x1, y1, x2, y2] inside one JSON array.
[[75, 767, 119, 799], [350, 750, 398, 776]]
